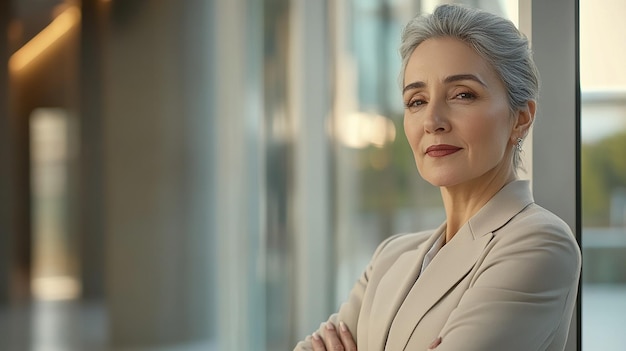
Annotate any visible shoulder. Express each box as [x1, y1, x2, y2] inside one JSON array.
[[488, 203, 581, 280], [358, 230, 435, 283], [499, 203, 577, 246], [370, 230, 434, 264]]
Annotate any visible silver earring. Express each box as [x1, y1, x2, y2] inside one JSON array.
[[516, 138, 523, 151]]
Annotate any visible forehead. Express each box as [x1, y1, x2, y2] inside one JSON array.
[[403, 37, 499, 86]]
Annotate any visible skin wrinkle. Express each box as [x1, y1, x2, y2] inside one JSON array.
[[402, 73, 488, 95]]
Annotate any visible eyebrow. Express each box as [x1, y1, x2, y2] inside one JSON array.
[[402, 74, 487, 95]]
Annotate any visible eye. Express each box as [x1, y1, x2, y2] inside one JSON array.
[[405, 97, 426, 109], [454, 91, 477, 100]]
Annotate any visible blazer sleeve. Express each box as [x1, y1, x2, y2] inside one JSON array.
[[293, 233, 402, 351], [433, 220, 581, 351]]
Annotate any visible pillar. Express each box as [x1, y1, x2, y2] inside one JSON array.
[[102, 0, 213, 348]]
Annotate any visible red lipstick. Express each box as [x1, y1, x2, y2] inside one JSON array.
[[425, 144, 462, 157]]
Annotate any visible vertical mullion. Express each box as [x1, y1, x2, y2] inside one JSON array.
[[531, 0, 580, 350]]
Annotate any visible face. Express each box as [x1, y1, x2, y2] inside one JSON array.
[[402, 37, 517, 188]]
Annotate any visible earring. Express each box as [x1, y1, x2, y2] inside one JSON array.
[[516, 137, 523, 151]]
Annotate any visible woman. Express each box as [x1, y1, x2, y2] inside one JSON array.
[[294, 4, 580, 351]]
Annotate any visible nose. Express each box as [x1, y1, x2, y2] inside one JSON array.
[[423, 101, 450, 134]]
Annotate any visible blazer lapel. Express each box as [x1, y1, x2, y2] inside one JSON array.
[[385, 225, 492, 351], [368, 224, 446, 351]]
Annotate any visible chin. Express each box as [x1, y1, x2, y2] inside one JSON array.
[[418, 169, 463, 188], [422, 175, 461, 187], [426, 178, 463, 188]]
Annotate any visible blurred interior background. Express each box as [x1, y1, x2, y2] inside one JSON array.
[[0, 0, 624, 350]]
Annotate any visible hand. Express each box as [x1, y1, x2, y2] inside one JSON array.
[[311, 321, 357, 351], [428, 336, 442, 350]]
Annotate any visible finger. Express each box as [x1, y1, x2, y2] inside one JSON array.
[[323, 323, 345, 351], [338, 321, 357, 351], [428, 336, 442, 350], [311, 332, 326, 351]]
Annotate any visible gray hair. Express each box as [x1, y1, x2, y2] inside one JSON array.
[[399, 4, 539, 170]]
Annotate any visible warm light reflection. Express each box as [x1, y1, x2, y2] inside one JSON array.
[[30, 109, 80, 302], [32, 276, 81, 301], [335, 112, 396, 149], [9, 6, 81, 72]]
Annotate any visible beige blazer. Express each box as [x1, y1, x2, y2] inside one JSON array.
[[294, 180, 581, 351]]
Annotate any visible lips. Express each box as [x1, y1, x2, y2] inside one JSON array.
[[425, 144, 462, 157]]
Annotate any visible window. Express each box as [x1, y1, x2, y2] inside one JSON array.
[[580, 0, 626, 349]]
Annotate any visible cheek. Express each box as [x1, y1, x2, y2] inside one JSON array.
[[465, 122, 490, 145], [465, 114, 511, 154], [403, 115, 422, 148]]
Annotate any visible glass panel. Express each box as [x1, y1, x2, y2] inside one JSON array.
[[262, 1, 292, 349], [30, 108, 80, 302], [580, 0, 626, 348], [30, 109, 82, 351]]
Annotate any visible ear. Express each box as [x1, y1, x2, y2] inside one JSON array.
[[511, 100, 536, 141]]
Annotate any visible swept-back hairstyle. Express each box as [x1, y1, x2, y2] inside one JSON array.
[[399, 4, 540, 169]]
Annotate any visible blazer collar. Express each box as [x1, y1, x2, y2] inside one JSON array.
[[384, 180, 534, 351], [467, 179, 534, 239]]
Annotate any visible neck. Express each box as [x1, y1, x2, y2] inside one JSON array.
[[440, 167, 516, 243]]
